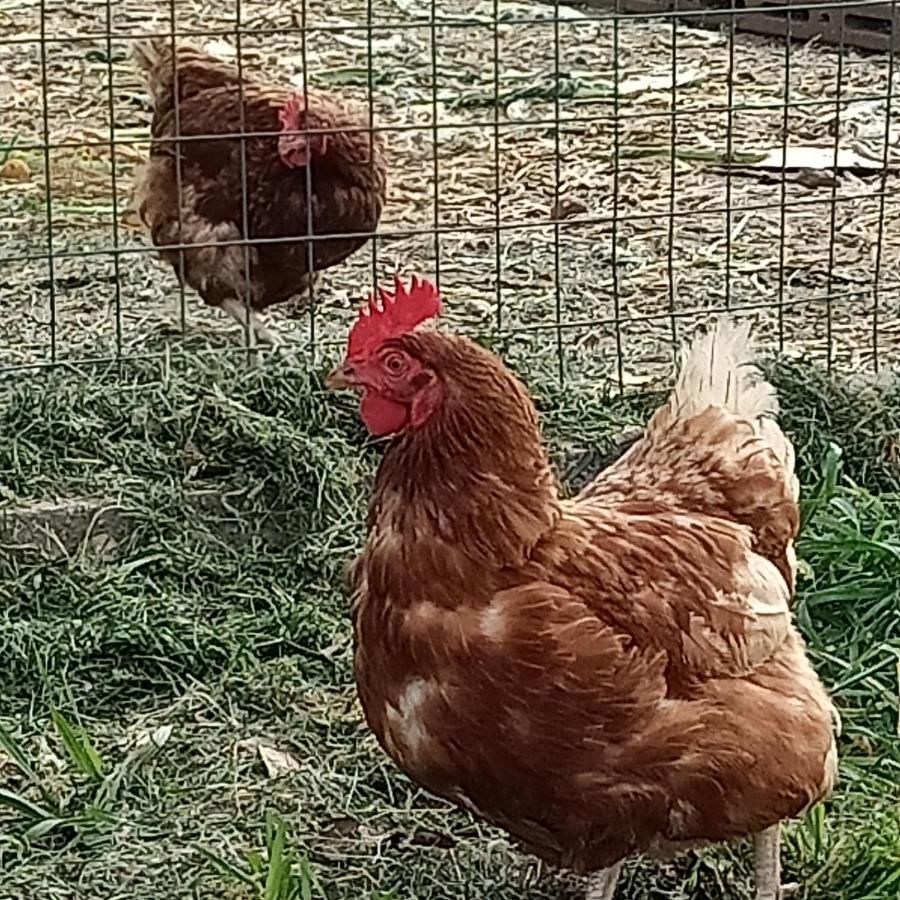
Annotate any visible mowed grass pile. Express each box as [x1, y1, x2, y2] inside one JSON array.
[[0, 346, 898, 900]]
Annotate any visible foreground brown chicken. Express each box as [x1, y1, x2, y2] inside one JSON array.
[[327, 278, 839, 900], [132, 39, 387, 347]]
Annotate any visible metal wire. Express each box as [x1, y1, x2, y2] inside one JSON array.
[[3, 185, 898, 266], [168, 0, 188, 337], [366, 0, 380, 301], [430, 0, 442, 288], [666, 0, 680, 362], [872, 1, 898, 374], [552, 4, 564, 382], [3, 0, 898, 384], [300, 0, 318, 361], [37, 0, 57, 364], [5, 282, 894, 379], [492, 0, 503, 334], [775, 11, 792, 352], [611, 0, 625, 391], [824, 11, 846, 371], [1, 0, 892, 46], [723, 9, 735, 311], [234, 0, 255, 355], [103, 0, 123, 364], [6, 89, 897, 156]]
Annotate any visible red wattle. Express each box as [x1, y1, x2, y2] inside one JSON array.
[[360, 391, 409, 436]]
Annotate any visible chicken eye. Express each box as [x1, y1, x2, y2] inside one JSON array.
[[383, 352, 408, 375]]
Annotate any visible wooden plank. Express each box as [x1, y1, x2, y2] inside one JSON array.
[[577, 1, 900, 53]]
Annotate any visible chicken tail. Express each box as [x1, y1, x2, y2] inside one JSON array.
[[131, 37, 171, 76], [583, 318, 800, 592], [131, 36, 181, 108], [668, 318, 798, 502]]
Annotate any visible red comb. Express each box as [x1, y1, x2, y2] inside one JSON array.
[[347, 275, 442, 358]]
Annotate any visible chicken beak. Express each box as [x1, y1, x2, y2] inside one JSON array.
[[325, 363, 358, 391]]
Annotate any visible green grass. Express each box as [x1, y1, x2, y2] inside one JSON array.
[[0, 350, 898, 899]]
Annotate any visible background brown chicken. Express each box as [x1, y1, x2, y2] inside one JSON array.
[[327, 279, 839, 900], [132, 38, 387, 348]]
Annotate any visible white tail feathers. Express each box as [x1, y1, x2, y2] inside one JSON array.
[[669, 318, 798, 501], [670, 318, 773, 421]]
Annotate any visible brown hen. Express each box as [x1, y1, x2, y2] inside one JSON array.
[[328, 278, 839, 900], [132, 39, 387, 347]]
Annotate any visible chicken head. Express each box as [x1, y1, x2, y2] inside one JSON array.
[[326, 276, 444, 436], [277, 93, 325, 168]]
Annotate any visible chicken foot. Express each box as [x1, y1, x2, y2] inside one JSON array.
[[753, 824, 799, 900], [585, 861, 622, 900], [220, 298, 281, 348]]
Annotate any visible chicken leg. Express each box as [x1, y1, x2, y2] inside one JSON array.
[[585, 862, 622, 900], [220, 297, 281, 348], [753, 824, 800, 900]]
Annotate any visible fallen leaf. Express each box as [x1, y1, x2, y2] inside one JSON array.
[[617, 68, 705, 97], [551, 195, 588, 220], [798, 169, 842, 188], [121, 207, 143, 230], [406, 828, 457, 849], [322, 815, 361, 838], [505, 98, 531, 120], [332, 32, 403, 52], [86, 531, 118, 561], [257, 743, 300, 778], [1, 158, 31, 182], [202, 39, 236, 59], [135, 724, 173, 751]]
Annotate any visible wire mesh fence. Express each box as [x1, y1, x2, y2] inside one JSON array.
[[0, 0, 898, 388]]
